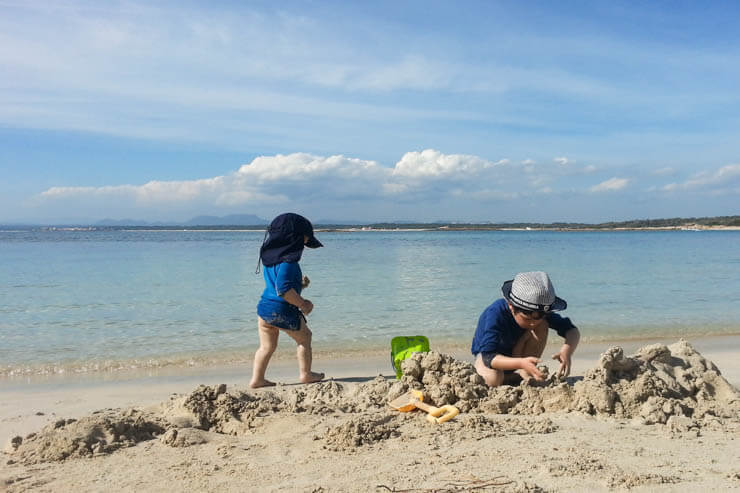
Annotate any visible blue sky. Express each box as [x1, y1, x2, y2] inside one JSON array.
[[2, 0, 739, 224]]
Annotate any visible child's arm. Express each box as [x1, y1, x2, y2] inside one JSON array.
[[490, 354, 544, 381], [281, 288, 313, 315], [552, 327, 580, 377]]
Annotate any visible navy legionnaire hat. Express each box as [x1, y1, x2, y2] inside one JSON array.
[[502, 271, 567, 312], [271, 212, 322, 249], [258, 213, 323, 268]]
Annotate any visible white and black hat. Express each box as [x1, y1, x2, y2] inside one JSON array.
[[502, 271, 567, 312]]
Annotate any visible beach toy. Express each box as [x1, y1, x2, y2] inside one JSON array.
[[390, 335, 430, 379], [388, 390, 459, 424]]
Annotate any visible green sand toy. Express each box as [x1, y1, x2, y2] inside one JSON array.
[[390, 335, 430, 379]]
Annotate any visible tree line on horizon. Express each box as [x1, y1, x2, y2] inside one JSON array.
[[358, 215, 740, 230]]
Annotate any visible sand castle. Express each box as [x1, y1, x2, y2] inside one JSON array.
[[6, 339, 738, 467]]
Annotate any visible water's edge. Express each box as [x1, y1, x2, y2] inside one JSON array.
[[3, 330, 739, 384]]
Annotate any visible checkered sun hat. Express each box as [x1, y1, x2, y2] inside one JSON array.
[[501, 271, 567, 312]]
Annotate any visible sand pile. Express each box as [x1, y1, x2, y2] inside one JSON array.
[[390, 350, 490, 411], [584, 340, 740, 426], [479, 339, 740, 429], [7, 409, 166, 464], [5, 339, 738, 465], [162, 382, 289, 436], [322, 413, 400, 451]]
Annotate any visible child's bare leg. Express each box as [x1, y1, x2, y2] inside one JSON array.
[[249, 318, 279, 388], [284, 319, 324, 384], [474, 353, 505, 387], [512, 323, 549, 380]]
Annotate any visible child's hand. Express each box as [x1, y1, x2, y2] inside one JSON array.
[[551, 349, 572, 377], [301, 275, 310, 289], [520, 356, 545, 381], [299, 299, 313, 315]]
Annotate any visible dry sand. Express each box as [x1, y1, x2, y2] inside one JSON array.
[[1, 337, 739, 492]]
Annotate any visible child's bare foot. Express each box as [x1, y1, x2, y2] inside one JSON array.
[[249, 379, 276, 389], [299, 371, 324, 384]]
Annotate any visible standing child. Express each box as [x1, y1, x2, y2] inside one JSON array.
[[250, 213, 325, 388], [471, 271, 580, 387]]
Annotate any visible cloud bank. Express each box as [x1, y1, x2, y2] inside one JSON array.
[[33, 150, 738, 222]]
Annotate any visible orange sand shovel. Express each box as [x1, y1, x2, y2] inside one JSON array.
[[388, 390, 459, 424]]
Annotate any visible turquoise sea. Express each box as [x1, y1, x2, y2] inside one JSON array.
[[1, 229, 739, 377]]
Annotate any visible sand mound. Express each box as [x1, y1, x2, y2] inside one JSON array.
[[576, 339, 740, 425], [322, 413, 400, 451], [475, 340, 740, 428], [158, 427, 210, 448], [287, 380, 355, 413], [162, 383, 288, 436], [390, 351, 489, 411], [9, 409, 165, 464], [346, 375, 396, 410], [7, 339, 738, 464]]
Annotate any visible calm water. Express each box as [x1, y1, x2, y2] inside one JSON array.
[[1, 229, 739, 376]]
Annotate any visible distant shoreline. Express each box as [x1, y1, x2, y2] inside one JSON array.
[[324, 225, 740, 232], [1, 214, 739, 232], [4, 225, 738, 233]]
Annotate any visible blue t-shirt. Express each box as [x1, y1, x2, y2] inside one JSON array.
[[257, 262, 303, 328], [471, 298, 576, 356], [260, 261, 303, 303]]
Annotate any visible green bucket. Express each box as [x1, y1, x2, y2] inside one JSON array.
[[390, 335, 430, 379]]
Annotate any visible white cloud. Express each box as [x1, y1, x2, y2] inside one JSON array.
[[215, 190, 284, 206], [662, 164, 740, 194], [589, 177, 629, 193], [35, 151, 739, 221], [37, 152, 391, 208], [234, 153, 391, 201], [554, 157, 570, 166], [41, 178, 228, 204], [236, 153, 385, 182], [391, 149, 499, 179], [35, 149, 562, 211]]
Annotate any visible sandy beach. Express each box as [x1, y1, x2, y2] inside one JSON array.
[[1, 335, 739, 492]]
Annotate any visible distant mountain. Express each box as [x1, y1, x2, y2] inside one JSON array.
[[183, 214, 268, 226]]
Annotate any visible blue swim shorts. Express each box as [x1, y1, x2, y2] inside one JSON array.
[[257, 300, 304, 331]]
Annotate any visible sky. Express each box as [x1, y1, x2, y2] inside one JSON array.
[[2, 0, 739, 224]]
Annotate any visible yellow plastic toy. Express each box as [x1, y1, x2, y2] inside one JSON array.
[[388, 389, 459, 424]]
